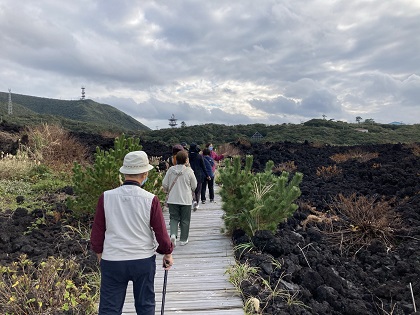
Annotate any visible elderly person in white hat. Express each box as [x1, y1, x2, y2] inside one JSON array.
[[91, 150, 174, 315]]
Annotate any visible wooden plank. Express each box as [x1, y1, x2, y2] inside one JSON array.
[[120, 186, 244, 315], [123, 308, 242, 315]]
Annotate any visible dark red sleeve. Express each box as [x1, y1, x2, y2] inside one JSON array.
[[215, 154, 224, 161], [150, 196, 174, 255], [90, 194, 106, 254], [211, 151, 224, 161]]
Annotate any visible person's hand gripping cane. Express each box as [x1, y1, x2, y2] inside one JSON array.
[[163, 254, 173, 270], [161, 254, 173, 315]]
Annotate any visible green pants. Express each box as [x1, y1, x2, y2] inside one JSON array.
[[168, 204, 192, 242]]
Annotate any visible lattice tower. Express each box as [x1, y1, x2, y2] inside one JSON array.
[[8, 89, 12, 115], [168, 114, 178, 128], [81, 86, 85, 100]]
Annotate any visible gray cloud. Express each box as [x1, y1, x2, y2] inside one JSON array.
[[96, 95, 254, 128], [251, 96, 296, 115], [0, 0, 419, 128]]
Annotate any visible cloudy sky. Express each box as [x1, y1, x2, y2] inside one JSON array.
[[0, 1, 419, 129]]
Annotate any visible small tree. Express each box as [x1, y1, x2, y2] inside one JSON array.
[[356, 116, 362, 124], [67, 134, 164, 217], [219, 156, 303, 236], [218, 156, 253, 231]]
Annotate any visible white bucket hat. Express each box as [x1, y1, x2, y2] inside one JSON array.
[[119, 151, 154, 174]]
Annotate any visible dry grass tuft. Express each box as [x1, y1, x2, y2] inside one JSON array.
[[404, 143, 420, 157], [273, 161, 297, 173], [330, 149, 379, 163], [316, 165, 342, 179], [0, 130, 19, 142], [217, 143, 242, 157], [24, 124, 89, 172], [310, 142, 326, 148], [100, 130, 120, 139], [0, 149, 38, 180], [328, 193, 401, 255], [148, 156, 163, 166]]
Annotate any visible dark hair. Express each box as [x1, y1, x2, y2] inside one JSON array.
[[176, 150, 188, 164], [205, 143, 212, 148], [172, 144, 184, 155], [202, 148, 211, 156]]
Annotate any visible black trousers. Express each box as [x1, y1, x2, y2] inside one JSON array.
[[99, 256, 156, 315], [193, 181, 203, 203], [201, 177, 214, 201]]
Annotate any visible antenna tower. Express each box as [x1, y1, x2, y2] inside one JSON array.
[[8, 89, 12, 115], [81, 86, 85, 100], [168, 114, 178, 128]]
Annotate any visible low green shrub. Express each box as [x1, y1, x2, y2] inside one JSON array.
[[68, 134, 165, 217], [219, 155, 303, 236], [0, 255, 99, 315], [68, 134, 142, 217]]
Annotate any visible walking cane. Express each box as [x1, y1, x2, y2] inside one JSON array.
[[161, 269, 168, 315]]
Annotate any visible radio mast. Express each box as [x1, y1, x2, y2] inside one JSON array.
[[168, 114, 178, 128], [8, 89, 12, 115], [81, 86, 86, 100]]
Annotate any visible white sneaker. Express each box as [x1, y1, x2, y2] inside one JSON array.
[[170, 234, 176, 247], [193, 201, 198, 211], [180, 240, 188, 246]]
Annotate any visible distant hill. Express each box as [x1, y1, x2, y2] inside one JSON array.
[[1, 92, 419, 146], [138, 119, 420, 146], [0, 91, 150, 132]]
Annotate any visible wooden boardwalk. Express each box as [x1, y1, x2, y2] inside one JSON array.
[[121, 187, 244, 315]]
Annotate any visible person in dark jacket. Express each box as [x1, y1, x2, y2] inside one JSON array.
[[188, 143, 210, 210], [201, 148, 215, 204]]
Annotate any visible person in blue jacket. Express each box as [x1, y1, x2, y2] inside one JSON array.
[[188, 143, 210, 210], [201, 148, 215, 204]]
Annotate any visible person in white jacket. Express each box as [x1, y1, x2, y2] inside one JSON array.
[[162, 150, 197, 246]]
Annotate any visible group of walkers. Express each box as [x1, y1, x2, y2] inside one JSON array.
[[90, 142, 225, 314], [163, 142, 225, 247]]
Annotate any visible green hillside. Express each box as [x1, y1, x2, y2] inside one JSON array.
[[138, 120, 420, 146], [0, 92, 150, 132], [1, 92, 418, 146]]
